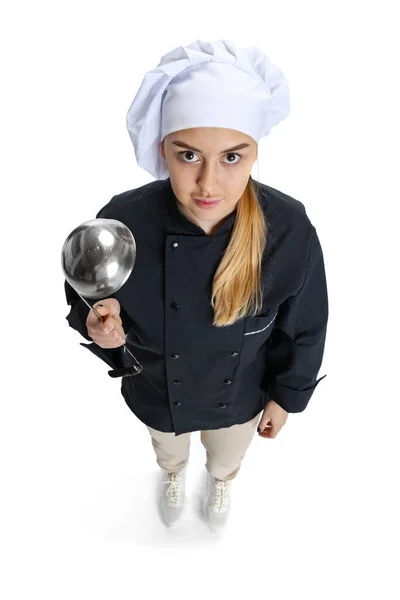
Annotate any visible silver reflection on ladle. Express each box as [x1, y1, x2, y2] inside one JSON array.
[[61, 218, 143, 377]]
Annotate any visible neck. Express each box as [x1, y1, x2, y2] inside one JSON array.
[[176, 201, 231, 235]]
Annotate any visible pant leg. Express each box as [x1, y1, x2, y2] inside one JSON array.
[[200, 411, 262, 482], [146, 426, 191, 473]]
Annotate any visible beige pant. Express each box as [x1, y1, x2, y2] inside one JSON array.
[[146, 411, 262, 482]]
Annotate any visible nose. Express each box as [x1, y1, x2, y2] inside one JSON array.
[[196, 161, 220, 191]]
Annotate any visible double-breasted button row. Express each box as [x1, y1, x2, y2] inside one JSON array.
[[169, 351, 237, 359], [168, 248, 235, 393], [173, 400, 228, 409], [171, 379, 232, 386]]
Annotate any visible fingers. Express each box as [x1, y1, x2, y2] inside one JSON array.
[[88, 305, 117, 331], [90, 319, 126, 348], [257, 420, 274, 437], [86, 299, 125, 348], [257, 419, 272, 432]]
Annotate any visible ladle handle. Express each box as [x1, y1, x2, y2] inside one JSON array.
[[76, 291, 143, 377], [76, 291, 105, 321]]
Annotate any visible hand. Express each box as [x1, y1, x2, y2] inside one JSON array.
[[257, 399, 288, 439], [86, 298, 126, 349]]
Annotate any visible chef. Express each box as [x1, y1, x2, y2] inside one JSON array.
[[64, 39, 329, 531]]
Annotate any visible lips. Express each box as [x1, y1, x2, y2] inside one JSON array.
[[193, 198, 222, 210], [193, 197, 223, 202]]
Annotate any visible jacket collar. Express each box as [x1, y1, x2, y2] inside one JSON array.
[[165, 178, 236, 236]]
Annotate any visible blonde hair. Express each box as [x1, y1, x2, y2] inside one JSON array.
[[211, 170, 268, 327]]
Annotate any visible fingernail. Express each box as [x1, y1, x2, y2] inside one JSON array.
[[257, 427, 261, 433]]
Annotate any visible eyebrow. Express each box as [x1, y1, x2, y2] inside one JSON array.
[[172, 140, 251, 154]]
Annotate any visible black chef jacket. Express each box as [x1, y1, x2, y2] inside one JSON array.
[[64, 177, 328, 435]]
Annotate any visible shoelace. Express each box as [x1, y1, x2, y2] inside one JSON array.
[[212, 479, 231, 511], [162, 472, 182, 504]]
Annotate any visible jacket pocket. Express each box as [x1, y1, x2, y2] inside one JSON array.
[[244, 310, 277, 338], [239, 309, 278, 367]]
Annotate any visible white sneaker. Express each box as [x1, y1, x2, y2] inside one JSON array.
[[203, 470, 232, 533], [159, 465, 187, 528]]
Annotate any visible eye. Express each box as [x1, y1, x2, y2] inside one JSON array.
[[223, 152, 242, 166], [177, 151, 242, 167]]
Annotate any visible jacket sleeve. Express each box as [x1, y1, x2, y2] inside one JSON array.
[[264, 226, 329, 413], [64, 279, 135, 370]]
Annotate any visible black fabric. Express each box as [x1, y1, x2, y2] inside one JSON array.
[[64, 177, 329, 435]]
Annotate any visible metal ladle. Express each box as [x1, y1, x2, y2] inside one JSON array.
[[61, 218, 143, 377]]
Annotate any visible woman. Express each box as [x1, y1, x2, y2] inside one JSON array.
[[64, 39, 329, 533]]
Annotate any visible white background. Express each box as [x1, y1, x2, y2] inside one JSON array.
[[1, 1, 399, 598]]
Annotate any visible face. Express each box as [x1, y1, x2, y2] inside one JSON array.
[[160, 128, 258, 234]]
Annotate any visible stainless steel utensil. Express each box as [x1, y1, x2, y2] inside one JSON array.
[[61, 218, 143, 377]]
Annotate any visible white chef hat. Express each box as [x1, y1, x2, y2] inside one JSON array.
[[126, 39, 290, 180]]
